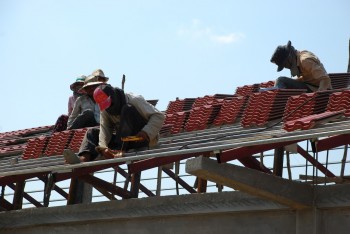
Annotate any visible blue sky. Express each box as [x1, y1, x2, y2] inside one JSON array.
[[0, 0, 349, 132]]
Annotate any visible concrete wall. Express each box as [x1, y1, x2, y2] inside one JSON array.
[[1, 187, 350, 234]]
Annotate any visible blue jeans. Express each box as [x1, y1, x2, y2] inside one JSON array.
[[275, 76, 312, 92]]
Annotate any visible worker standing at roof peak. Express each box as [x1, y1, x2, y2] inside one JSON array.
[[270, 40, 332, 92]]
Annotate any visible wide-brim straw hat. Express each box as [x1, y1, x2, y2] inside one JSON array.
[[81, 69, 109, 90]]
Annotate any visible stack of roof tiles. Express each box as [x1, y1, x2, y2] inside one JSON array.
[[329, 73, 350, 90], [0, 140, 26, 156], [163, 94, 236, 134], [191, 95, 217, 108], [67, 128, 89, 152], [235, 81, 275, 96], [22, 128, 89, 160], [162, 98, 197, 135], [241, 89, 306, 128], [0, 126, 52, 158], [282, 90, 350, 132], [44, 130, 74, 156], [184, 99, 223, 132], [167, 111, 191, 134], [260, 80, 275, 88], [326, 90, 350, 117], [235, 84, 260, 96], [165, 98, 196, 115], [22, 136, 50, 159], [283, 90, 334, 122], [283, 110, 346, 132], [213, 96, 249, 126], [0, 125, 51, 139]]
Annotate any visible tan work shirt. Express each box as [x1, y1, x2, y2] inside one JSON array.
[[296, 50, 332, 91]]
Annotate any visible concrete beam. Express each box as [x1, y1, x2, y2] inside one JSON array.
[[186, 156, 313, 209], [2, 186, 350, 233], [0, 191, 286, 230]]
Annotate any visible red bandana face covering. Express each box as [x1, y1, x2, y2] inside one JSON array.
[[93, 87, 112, 111]]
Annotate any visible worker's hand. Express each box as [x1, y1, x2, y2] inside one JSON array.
[[95, 146, 107, 154], [136, 131, 150, 142], [96, 146, 124, 159]]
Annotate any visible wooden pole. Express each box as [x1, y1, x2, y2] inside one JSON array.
[[122, 74, 125, 90]]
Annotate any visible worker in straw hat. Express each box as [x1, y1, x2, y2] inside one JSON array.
[[67, 69, 109, 130], [64, 82, 165, 164]]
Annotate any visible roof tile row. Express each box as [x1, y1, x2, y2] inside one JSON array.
[[241, 89, 306, 128], [283, 110, 345, 132], [22, 128, 88, 160]]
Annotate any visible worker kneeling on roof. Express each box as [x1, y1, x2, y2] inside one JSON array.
[[270, 40, 332, 92], [64, 83, 165, 164]]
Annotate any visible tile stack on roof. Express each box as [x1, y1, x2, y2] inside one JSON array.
[[191, 95, 216, 109], [162, 97, 197, 135], [0, 126, 52, 158], [326, 90, 350, 117], [163, 94, 235, 134], [44, 130, 74, 156], [184, 100, 223, 132], [0, 142, 26, 157], [235, 84, 260, 96], [0, 126, 52, 140], [213, 96, 249, 126], [22, 136, 50, 159], [241, 89, 306, 128], [283, 91, 334, 122], [329, 73, 350, 90], [260, 80, 275, 88], [168, 111, 191, 134], [165, 98, 196, 115], [0, 137, 26, 157], [283, 110, 345, 132], [235, 81, 275, 96], [67, 128, 89, 152], [22, 128, 89, 159]]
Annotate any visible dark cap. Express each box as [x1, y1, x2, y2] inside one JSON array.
[[270, 40, 292, 72]]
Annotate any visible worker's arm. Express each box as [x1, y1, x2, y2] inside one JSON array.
[[129, 94, 165, 141], [306, 58, 332, 91]]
